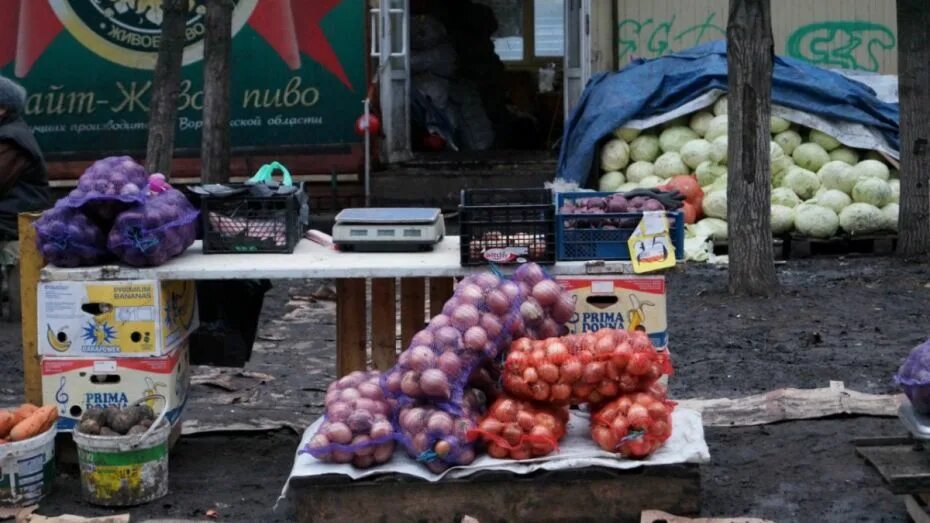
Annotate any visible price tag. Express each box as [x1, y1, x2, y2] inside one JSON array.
[[93, 360, 117, 373], [628, 211, 676, 274]]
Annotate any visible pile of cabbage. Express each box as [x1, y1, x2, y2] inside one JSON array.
[[34, 157, 198, 267], [597, 95, 900, 242]]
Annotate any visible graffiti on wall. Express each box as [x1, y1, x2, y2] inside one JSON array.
[[617, 14, 896, 72]]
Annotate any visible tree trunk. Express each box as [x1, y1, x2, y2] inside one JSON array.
[[201, 0, 234, 184], [145, 0, 188, 177], [896, 0, 930, 259], [726, 0, 778, 296]]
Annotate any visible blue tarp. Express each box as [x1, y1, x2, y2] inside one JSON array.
[[557, 40, 900, 186]]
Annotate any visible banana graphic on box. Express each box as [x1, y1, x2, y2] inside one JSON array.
[[46, 325, 71, 352], [143, 377, 167, 409], [627, 295, 654, 333]]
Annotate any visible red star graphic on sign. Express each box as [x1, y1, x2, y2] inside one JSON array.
[[290, 0, 354, 91]]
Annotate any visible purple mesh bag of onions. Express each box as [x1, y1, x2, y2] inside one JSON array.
[[895, 340, 930, 415], [380, 270, 523, 415], [301, 370, 397, 468], [509, 263, 574, 341], [34, 200, 111, 267], [108, 187, 199, 267], [63, 156, 149, 221], [394, 388, 486, 473]]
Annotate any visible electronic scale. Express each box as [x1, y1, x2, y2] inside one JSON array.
[[332, 208, 445, 252]]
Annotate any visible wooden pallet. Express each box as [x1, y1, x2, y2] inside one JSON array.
[[856, 436, 930, 520], [712, 238, 785, 259], [785, 234, 897, 258], [291, 465, 700, 523]]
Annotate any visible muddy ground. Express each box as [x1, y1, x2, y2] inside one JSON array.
[[1, 256, 927, 522]]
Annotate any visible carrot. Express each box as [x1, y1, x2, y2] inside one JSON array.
[[40, 406, 59, 432], [10, 406, 56, 441], [0, 410, 14, 438], [12, 403, 38, 424]]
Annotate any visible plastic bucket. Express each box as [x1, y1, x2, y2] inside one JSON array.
[[72, 396, 170, 507], [0, 425, 57, 507]]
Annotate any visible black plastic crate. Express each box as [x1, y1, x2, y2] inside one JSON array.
[[201, 192, 302, 254], [459, 188, 556, 266]]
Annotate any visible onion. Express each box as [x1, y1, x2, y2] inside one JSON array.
[[488, 442, 509, 459], [517, 263, 546, 286], [531, 280, 562, 307], [583, 362, 606, 384], [560, 358, 583, 383], [597, 380, 619, 398], [371, 420, 394, 439], [351, 435, 374, 457], [373, 442, 395, 463], [531, 381, 550, 402], [627, 404, 650, 425], [463, 326, 489, 351], [357, 381, 383, 400], [500, 281, 521, 302], [426, 460, 448, 474], [354, 398, 378, 414], [412, 432, 430, 454], [457, 283, 485, 305], [438, 351, 463, 377], [435, 326, 462, 348], [401, 371, 423, 397], [523, 367, 539, 384], [324, 422, 353, 445], [397, 350, 412, 368], [442, 298, 460, 317], [486, 289, 510, 315], [332, 450, 354, 463], [505, 351, 529, 374], [551, 294, 575, 324], [491, 399, 519, 422], [427, 412, 454, 434], [516, 410, 536, 431], [474, 272, 501, 290], [595, 335, 615, 356], [429, 315, 451, 330], [530, 349, 547, 367], [479, 417, 504, 434], [411, 330, 435, 347], [509, 315, 525, 337], [347, 410, 374, 433], [455, 447, 476, 465], [420, 368, 451, 398], [353, 454, 375, 468], [551, 383, 572, 402], [627, 352, 651, 376], [451, 304, 481, 330], [480, 314, 503, 339], [539, 318, 560, 339], [384, 371, 402, 394], [545, 342, 570, 366], [324, 389, 339, 406], [407, 345, 437, 372], [520, 300, 544, 324], [327, 401, 352, 422], [340, 388, 361, 402], [537, 362, 560, 384], [502, 424, 523, 445]]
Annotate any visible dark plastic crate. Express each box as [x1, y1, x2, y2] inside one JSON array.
[[556, 192, 685, 262], [201, 192, 302, 254], [459, 188, 556, 266]]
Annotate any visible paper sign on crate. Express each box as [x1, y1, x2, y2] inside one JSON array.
[[556, 276, 668, 349], [628, 212, 676, 274], [41, 340, 190, 431], [38, 280, 197, 357]]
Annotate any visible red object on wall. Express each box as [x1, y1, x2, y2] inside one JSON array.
[[423, 133, 446, 151], [354, 113, 381, 136]]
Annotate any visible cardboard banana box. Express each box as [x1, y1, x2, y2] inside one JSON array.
[[39, 279, 197, 357]]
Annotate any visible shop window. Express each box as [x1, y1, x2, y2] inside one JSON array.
[[478, 0, 564, 63]]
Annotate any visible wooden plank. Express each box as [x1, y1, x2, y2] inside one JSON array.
[[292, 465, 700, 523], [370, 278, 397, 370], [18, 213, 42, 405], [400, 278, 426, 349], [857, 444, 930, 494], [428, 277, 454, 316], [336, 279, 367, 376]]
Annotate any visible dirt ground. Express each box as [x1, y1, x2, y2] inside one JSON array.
[[1, 256, 927, 522]]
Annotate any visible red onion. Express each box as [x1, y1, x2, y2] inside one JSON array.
[[384, 371, 402, 394], [340, 388, 361, 402], [451, 304, 481, 330], [411, 330, 435, 348], [308, 434, 331, 461], [539, 318, 560, 339], [520, 300, 544, 324], [551, 294, 575, 324], [509, 315, 525, 337], [353, 455, 375, 468], [429, 314, 451, 330], [326, 401, 352, 423], [438, 351, 463, 377], [371, 420, 394, 439], [463, 326, 489, 351], [373, 442, 395, 463], [397, 350, 412, 368], [500, 281, 521, 302], [457, 283, 485, 305], [420, 368, 451, 398], [518, 282, 532, 300], [531, 280, 562, 307], [407, 345, 437, 372], [351, 435, 374, 457], [442, 298, 460, 316], [454, 447, 476, 465], [474, 272, 501, 290], [426, 411, 454, 434], [324, 389, 340, 406], [480, 314, 503, 338], [412, 432, 430, 454], [357, 381, 383, 400], [347, 410, 373, 433], [435, 326, 462, 348], [331, 450, 354, 463], [354, 398, 378, 415], [486, 289, 511, 315], [323, 422, 353, 445], [518, 263, 546, 286], [401, 371, 423, 397]]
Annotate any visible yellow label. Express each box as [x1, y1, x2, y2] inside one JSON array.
[[628, 212, 676, 273], [88, 465, 142, 499]]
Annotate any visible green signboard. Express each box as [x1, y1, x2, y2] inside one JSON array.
[[0, 0, 365, 158]]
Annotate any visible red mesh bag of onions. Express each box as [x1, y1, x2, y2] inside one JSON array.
[[467, 397, 569, 460], [590, 384, 676, 459], [503, 328, 673, 406], [395, 389, 487, 473], [301, 371, 397, 468], [380, 270, 525, 415]]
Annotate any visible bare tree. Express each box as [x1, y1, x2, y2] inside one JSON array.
[[726, 0, 778, 296], [201, 0, 234, 184], [895, 0, 930, 259], [145, 0, 188, 177]]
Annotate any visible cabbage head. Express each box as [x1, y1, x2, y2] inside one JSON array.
[[709, 136, 728, 165], [704, 115, 729, 142], [792, 143, 831, 172], [829, 147, 859, 165], [614, 127, 640, 142], [680, 139, 712, 169], [814, 189, 852, 214], [851, 159, 890, 181], [839, 202, 884, 235], [770, 117, 791, 134], [689, 111, 715, 137], [888, 179, 900, 203], [702, 190, 727, 219], [617, 182, 639, 192], [637, 175, 663, 189], [818, 161, 856, 194], [598, 171, 626, 192], [626, 161, 656, 183], [809, 129, 841, 151], [771, 205, 795, 234], [771, 187, 802, 208], [774, 130, 802, 156], [795, 204, 839, 238], [693, 217, 728, 241], [852, 177, 892, 207], [696, 161, 726, 187], [784, 167, 821, 199], [654, 152, 689, 179], [713, 96, 728, 116], [881, 203, 899, 232], [659, 126, 699, 153], [630, 135, 661, 163], [600, 138, 630, 171]]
